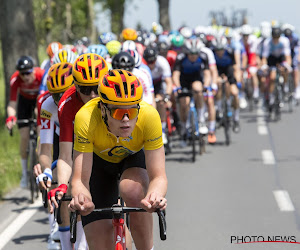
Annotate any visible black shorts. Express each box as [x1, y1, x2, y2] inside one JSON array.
[[217, 65, 236, 85], [267, 54, 285, 67], [81, 149, 146, 227], [17, 94, 37, 128], [180, 73, 203, 90]]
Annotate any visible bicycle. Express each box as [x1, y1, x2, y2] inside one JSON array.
[[10, 118, 39, 203], [70, 204, 166, 249], [243, 68, 254, 111], [178, 88, 206, 162], [267, 66, 284, 121]]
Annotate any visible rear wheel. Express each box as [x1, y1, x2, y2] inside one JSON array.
[[28, 139, 38, 203], [223, 100, 231, 146], [190, 113, 196, 162], [199, 134, 205, 155]]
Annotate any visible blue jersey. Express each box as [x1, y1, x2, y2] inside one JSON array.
[[214, 49, 235, 68]]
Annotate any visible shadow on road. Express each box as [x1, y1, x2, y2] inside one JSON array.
[[12, 233, 48, 244]]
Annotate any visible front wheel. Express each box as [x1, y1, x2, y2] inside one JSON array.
[[28, 139, 38, 203]]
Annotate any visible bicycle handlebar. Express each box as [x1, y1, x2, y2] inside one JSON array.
[[70, 206, 167, 243]]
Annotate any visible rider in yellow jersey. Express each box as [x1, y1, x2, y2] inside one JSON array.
[[69, 69, 168, 250]]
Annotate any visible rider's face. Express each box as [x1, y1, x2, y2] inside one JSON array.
[[101, 103, 139, 138]]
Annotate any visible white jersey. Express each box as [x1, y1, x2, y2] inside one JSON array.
[[150, 55, 172, 82], [40, 96, 59, 144], [262, 36, 291, 58], [201, 47, 216, 66], [132, 68, 154, 105], [40, 59, 51, 71], [240, 34, 258, 54]]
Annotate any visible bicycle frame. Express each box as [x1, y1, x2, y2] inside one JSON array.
[[70, 205, 167, 249]]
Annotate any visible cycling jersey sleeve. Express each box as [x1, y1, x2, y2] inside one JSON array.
[[159, 56, 172, 79], [9, 72, 20, 101], [142, 104, 163, 150], [282, 37, 291, 56], [39, 71, 49, 94], [262, 39, 271, 58], [73, 107, 94, 153], [40, 98, 57, 144]]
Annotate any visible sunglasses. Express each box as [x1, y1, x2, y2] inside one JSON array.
[[20, 70, 33, 76], [52, 92, 64, 103], [104, 105, 140, 120], [78, 85, 98, 95]]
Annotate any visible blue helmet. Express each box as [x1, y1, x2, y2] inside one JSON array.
[[98, 32, 117, 45], [87, 44, 108, 57]]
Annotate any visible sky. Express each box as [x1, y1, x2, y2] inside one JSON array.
[[95, 0, 300, 33]]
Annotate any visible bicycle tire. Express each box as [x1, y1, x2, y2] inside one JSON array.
[[244, 77, 254, 112], [28, 139, 37, 203], [199, 134, 205, 155], [274, 83, 281, 121], [190, 112, 196, 162], [288, 74, 294, 113], [223, 100, 231, 146]]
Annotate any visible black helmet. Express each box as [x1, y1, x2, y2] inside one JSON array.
[[16, 56, 34, 70], [157, 41, 169, 53], [143, 47, 158, 63], [272, 27, 281, 38], [283, 28, 292, 37], [112, 51, 135, 71]]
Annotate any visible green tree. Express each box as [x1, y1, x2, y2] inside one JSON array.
[[96, 0, 126, 35], [0, 0, 39, 110]]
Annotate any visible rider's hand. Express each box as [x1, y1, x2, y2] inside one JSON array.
[[36, 168, 52, 190], [68, 193, 95, 216], [33, 163, 42, 178], [48, 184, 68, 213], [141, 192, 167, 212], [6, 116, 16, 130]]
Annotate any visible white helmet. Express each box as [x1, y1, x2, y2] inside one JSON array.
[[212, 36, 227, 50], [185, 39, 204, 54], [260, 21, 271, 38], [180, 27, 193, 39], [121, 40, 137, 51], [281, 23, 295, 32], [241, 24, 252, 35]]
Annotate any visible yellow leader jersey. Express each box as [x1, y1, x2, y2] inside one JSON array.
[[74, 98, 163, 163]]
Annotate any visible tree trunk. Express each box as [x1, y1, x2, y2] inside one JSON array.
[[0, 0, 39, 110], [157, 0, 171, 31], [110, 0, 124, 35], [64, 2, 74, 43], [87, 0, 97, 43], [45, 0, 52, 45]]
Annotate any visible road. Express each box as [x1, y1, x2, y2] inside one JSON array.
[[1, 101, 300, 250]]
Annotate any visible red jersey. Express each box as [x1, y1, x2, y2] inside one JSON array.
[[9, 67, 45, 101], [37, 91, 51, 126], [167, 50, 177, 70], [58, 86, 85, 142]]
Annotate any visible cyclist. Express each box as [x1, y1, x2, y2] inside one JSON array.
[[68, 69, 167, 250], [143, 46, 173, 144], [35, 62, 74, 250], [282, 23, 300, 100], [49, 54, 108, 249], [41, 42, 63, 71], [261, 25, 292, 109], [39, 49, 77, 94], [173, 38, 211, 147], [240, 24, 260, 102], [112, 51, 155, 106], [6, 56, 44, 188], [213, 36, 241, 133]]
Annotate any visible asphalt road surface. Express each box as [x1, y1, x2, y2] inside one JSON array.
[[1, 100, 300, 250]]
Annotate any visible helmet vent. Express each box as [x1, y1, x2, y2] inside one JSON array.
[[89, 66, 93, 79], [115, 84, 122, 97], [123, 82, 128, 96], [103, 77, 109, 87], [109, 70, 115, 76], [95, 67, 99, 78], [82, 69, 87, 80], [61, 76, 65, 86], [50, 77, 55, 89], [130, 84, 135, 97]]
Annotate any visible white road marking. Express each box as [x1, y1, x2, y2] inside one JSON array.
[[0, 198, 41, 250], [262, 150, 275, 165], [273, 190, 295, 212], [257, 108, 268, 135]]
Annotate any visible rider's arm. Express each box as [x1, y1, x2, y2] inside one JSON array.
[[203, 69, 211, 88], [39, 143, 53, 188], [141, 146, 168, 211], [172, 70, 181, 89], [57, 142, 73, 186], [164, 76, 173, 96], [7, 101, 17, 117], [70, 150, 94, 215]]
